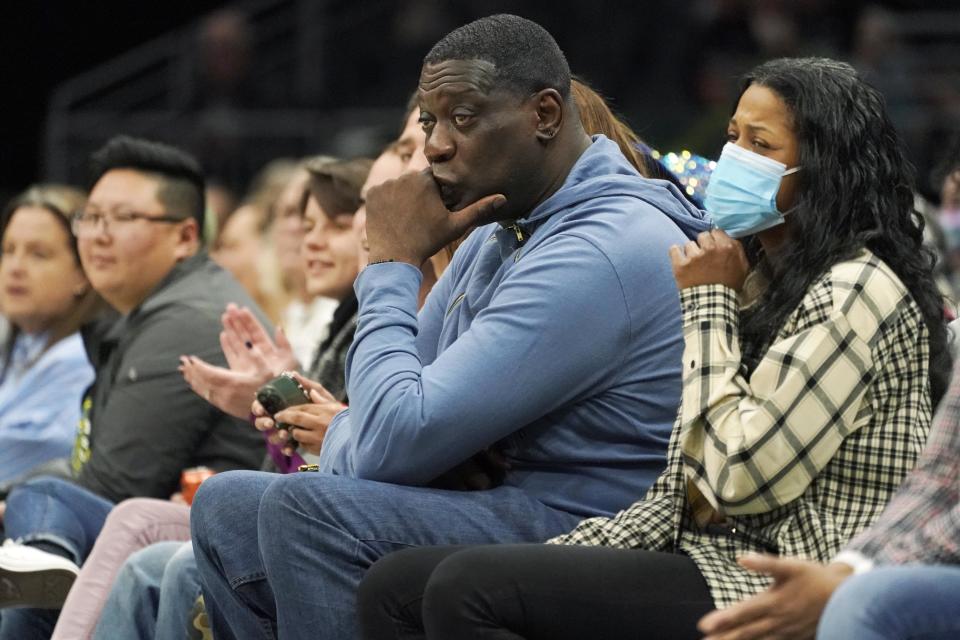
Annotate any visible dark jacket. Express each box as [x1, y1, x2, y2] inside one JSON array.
[[73, 252, 267, 502], [305, 292, 357, 403]]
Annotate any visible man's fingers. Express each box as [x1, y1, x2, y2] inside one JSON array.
[[450, 194, 506, 234]]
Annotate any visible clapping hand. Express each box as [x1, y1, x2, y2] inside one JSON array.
[[180, 304, 299, 418]]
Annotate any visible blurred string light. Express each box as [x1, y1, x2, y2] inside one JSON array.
[[649, 149, 716, 202]]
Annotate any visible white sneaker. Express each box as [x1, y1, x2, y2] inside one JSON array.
[[0, 539, 80, 609]]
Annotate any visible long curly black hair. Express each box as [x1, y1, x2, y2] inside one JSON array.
[[737, 57, 951, 404]]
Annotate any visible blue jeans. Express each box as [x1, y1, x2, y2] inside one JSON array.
[[92, 541, 202, 640], [192, 471, 583, 640], [3, 477, 114, 563], [818, 565, 960, 640], [0, 477, 114, 640]]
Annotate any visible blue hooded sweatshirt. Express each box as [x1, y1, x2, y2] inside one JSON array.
[[319, 135, 712, 518]]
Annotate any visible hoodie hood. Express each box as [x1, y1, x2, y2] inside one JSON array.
[[522, 135, 712, 241]]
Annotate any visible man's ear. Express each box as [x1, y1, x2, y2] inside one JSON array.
[[533, 88, 564, 142], [174, 218, 200, 259]]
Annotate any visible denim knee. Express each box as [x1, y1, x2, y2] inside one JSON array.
[[8, 476, 75, 504], [190, 471, 264, 542], [819, 569, 900, 639], [123, 542, 184, 587], [257, 473, 354, 531]]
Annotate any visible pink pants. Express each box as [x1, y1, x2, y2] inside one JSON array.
[[50, 498, 191, 640]]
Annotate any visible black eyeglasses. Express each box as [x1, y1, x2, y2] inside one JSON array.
[[71, 210, 187, 236]]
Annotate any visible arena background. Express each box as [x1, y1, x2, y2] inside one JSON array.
[[2, 0, 958, 204]]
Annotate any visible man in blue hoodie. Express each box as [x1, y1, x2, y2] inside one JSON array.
[[192, 14, 712, 639]]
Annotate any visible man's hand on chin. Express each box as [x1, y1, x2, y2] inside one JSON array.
[[365, 170, 505, 267]]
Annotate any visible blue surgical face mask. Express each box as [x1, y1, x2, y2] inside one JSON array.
[[704, 142, 801, 238]]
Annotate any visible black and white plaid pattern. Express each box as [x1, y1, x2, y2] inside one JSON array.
[[846, 355, 960, 567], [550, 251, 932, 608]]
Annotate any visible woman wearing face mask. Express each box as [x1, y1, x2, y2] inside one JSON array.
[[356, 57, 949, 640], [0, 186, 105, 487]]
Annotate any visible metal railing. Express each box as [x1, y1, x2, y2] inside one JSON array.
[[43, 0, 400, 191]]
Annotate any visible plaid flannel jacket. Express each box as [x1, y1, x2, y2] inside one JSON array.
[[550, 250, 932, 607], [845, 356, 960, 566]]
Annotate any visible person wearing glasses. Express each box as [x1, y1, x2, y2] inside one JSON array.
[[0, 136, 266, 639], [0, 185, 105, 488]]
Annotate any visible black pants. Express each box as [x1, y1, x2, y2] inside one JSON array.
[[357, 544, 715, 640]]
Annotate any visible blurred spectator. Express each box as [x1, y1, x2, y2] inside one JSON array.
[[0, 185, 105, 486], [0, 136, 267, 638], [210, 203, 275, 316], [852, 6, 915, 125], [182, 9, 279, 194], [189, 9, 260, 110], [919, 134, 960, 303], [266, 163, 339, 366], [202, 180, 237, 243], [212, 158, 338, 361], [52, 155, 376, 640], [179, 157, 371, 422]]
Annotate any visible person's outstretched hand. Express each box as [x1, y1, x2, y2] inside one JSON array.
[[180, 304, 299, 418], [698, 554, 853, 640], [220, 304, 298, 374]]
